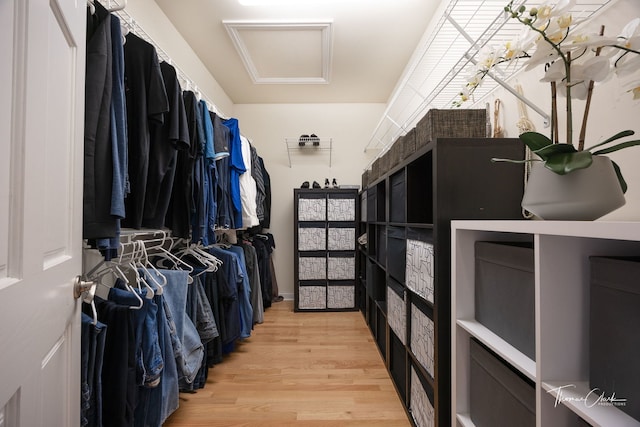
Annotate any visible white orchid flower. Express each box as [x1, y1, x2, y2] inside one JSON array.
[[540, 60, 565, 83], [476, 46, 503, 71], [613, 19, 640, 76], [505, 26, 538, 59], [525, 38, 560, 69], [620, 17, 640, 39], [535, 0, 576, 22], [551, 56, 611, 99]]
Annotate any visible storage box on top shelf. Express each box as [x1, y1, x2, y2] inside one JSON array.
[[590, 256, 640, 422], [371, 157, 381, 183], [402, 127, 416, 159], [380, 149, 391, 177], [470, 338, 535, 427], [415, 109, 487, 150], [389, 135, 403, 169], [475, 241, 535, 360], [361, 169, 370, 190]]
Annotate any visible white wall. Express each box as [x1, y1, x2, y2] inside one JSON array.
[[233, 103, 382, 299], [468, 0, 640, 220]]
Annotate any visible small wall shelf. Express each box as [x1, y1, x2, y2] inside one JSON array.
[[285, 136, 333, 167]]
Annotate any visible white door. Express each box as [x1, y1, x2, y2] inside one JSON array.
[[0, 0, 86, 425]]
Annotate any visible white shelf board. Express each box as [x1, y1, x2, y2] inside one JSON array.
[[457, 319, 536, 381], [456, 413, 475, 427], [542, 381, 640, 427], [452, 220, 640, 242]]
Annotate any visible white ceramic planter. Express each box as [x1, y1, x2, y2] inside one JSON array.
[[522, 156, 625, 220]]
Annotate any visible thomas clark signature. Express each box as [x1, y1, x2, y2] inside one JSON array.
[[548, 384, 627, 408]]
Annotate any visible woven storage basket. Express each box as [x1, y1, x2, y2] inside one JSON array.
[[389, 136, 404, 169], [380, 150, 392, 177], [415, 109, 487, 149], [402, 128, 417, 159], [371, 157, 381, 182], [361, 169, 370, 189]]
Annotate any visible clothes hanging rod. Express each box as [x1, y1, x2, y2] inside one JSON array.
[[97, 0, 228, 120]]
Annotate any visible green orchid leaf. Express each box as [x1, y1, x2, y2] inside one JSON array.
[[491, 157, 541, 164], [534, 143, 577, 161], [544, 150, 593, 174], [586, 130, 636, 151], [611, 160, 628, 194], [592, 139, 640, 155], [519, 132, 553, 152]]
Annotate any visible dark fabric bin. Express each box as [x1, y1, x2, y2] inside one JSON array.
[[590, 256, 640, 421], [387, 227, 406, 282], [389, 170, 406, 223], [470, 338, 535, 427], [475, 241, 535, 360]]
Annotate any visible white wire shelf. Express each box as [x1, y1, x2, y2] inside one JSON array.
[[365, 0, 614, 155]]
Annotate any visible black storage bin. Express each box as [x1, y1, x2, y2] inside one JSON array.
[[377, 226, 387, 267], [475, 241, 535, 360], [389, 330, 407, 403], [389, 170, 406, 223], [366, 186, 376, 222], [387, 226, 406, 282], [590, 256, 640, 421], [470, 338, 535, 427]]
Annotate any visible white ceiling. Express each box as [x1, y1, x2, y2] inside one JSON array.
[[153, 0, 442, 104]]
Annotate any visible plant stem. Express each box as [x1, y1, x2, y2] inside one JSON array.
[[551, 81, 558, 144], [578, 25, 605, 151], [566, 51, 572, 146]]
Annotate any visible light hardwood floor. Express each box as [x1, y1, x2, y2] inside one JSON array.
[[163, 300, 411, 426]]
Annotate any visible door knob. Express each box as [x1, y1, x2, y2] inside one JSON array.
[[73, 276, 96, 299]]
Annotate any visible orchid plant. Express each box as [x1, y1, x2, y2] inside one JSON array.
[[457, 0, 640, 192]]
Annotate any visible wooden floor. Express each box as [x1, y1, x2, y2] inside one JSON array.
[[163, 300, 411, 427]]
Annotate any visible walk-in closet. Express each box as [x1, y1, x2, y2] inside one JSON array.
[[1, 0, 639, 426]]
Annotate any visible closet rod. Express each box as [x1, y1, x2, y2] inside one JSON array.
[[97, 0, 228, 119]]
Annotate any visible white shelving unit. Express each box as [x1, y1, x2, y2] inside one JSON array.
[[284, 136, 333, 167], [451, 220, 640, 427]]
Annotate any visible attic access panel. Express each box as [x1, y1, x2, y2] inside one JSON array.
[[224, 20, 333, 84]]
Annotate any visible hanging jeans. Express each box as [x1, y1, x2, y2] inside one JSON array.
[[133, 282, 179, 427], [81, 312, 107, 427], [108, 285, 163, 388], [149, 269, 204, 386]]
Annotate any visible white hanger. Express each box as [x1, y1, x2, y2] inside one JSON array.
[[138, 240, 167, 294], [81, 284, 98, 325], [174, 240, 222, 275], [154, 244, 195, 284], [125, 241, 153, 299], [87, 0, 96, 15]]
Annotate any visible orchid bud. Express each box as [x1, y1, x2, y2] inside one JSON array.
[[529, 8, 538, 16]]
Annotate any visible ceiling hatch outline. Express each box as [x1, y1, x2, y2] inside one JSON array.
[[223, 20, 333, 85]]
